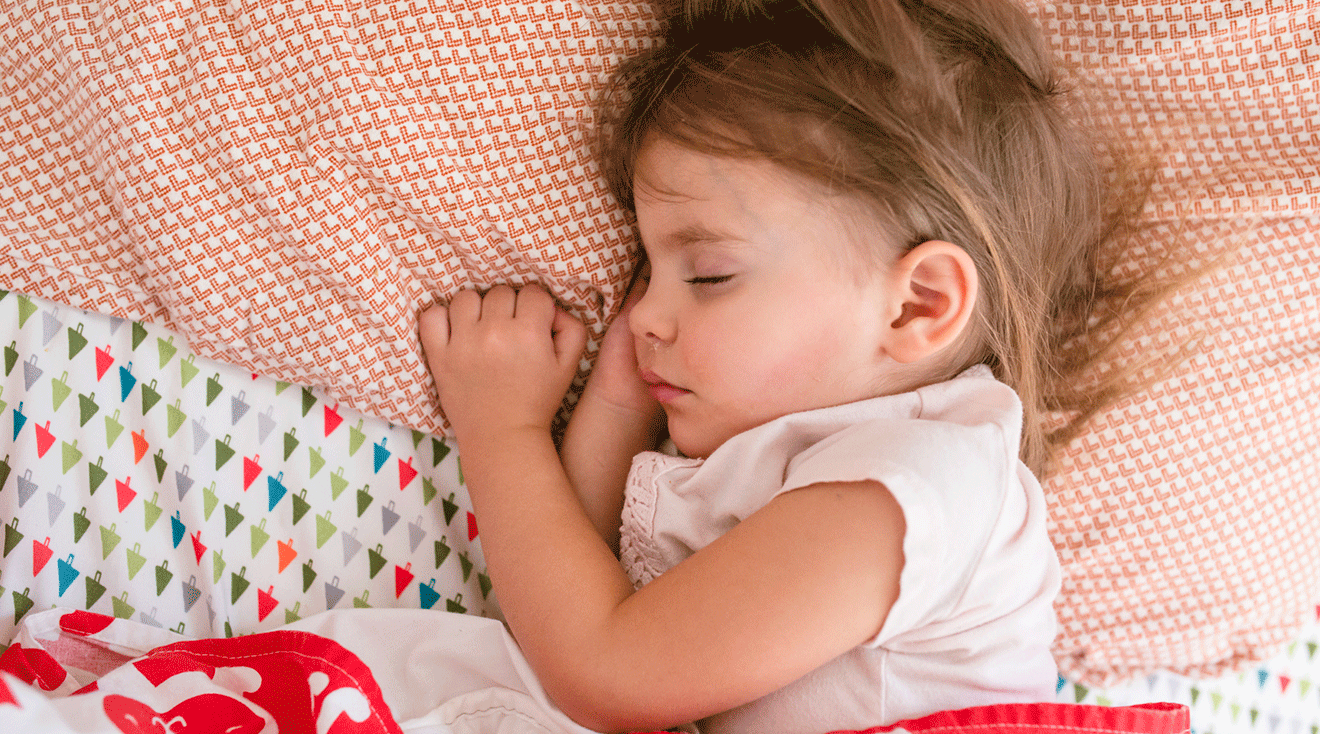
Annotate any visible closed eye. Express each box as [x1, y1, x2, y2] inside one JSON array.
[[685, 275, 733, 285]]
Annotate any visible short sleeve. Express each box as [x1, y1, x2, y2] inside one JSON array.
[[780, 414, 1012, 648]]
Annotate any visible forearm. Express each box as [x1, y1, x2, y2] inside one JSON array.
[[560, 389, 663, 551], [458, 429, 642, 721]]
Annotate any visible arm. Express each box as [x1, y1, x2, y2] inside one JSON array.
[[471, 446, 904, 732], [559, 390, 663, 551], [422, 286, 905, 733], [559, 279, 665, 551]]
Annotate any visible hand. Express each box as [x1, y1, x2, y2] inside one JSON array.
[[420, 285, 587, 444], [582, 271, 663, 425]]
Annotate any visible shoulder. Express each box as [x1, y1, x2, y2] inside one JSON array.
[[782, 368, 1024, 507], [911, 365, 1025, 445], [778, 370, 1050, 619]]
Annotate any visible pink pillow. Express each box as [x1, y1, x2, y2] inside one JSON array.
[[1024, 1, 1320, 683], [0, 0, 656, 433]]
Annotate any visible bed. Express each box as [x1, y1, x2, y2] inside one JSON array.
[[0, 0, 1317, 732]]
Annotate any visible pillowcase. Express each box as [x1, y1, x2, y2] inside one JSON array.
[[1023, 1, 1320, 684], [0, 0, 656, 432], [3, 0, 1319, 686]]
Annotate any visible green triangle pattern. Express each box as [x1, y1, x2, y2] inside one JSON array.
[[0, 292, 493, 658]]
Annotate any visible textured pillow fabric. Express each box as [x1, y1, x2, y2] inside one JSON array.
[[1023, 1, 1320, 684], [0, 0, 655, 433], [3, 0, 1320, 687]]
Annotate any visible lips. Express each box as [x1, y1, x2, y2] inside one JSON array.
[[639, 369, 691, 404]]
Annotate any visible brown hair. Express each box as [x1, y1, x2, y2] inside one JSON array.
[[599, 0, 1169, 474]]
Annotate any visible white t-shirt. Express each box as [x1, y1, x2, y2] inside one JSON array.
[[619, 366, 1061, 734]]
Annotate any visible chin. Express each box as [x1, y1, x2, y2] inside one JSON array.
[[667, 424, 724, 460], [670, 435, 707, 459], [667, 409, 772, 459]]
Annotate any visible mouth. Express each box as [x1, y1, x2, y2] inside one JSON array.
[[639, 369, 691, 404]]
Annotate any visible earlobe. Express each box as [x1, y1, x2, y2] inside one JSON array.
[[885, 241, 979, 364]]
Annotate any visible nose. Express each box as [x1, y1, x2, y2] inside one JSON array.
[[627, 276, 675, 347]]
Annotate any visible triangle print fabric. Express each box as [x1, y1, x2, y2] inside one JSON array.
[[0, 289, 492, 643], [1057, 613, 1320, 734]]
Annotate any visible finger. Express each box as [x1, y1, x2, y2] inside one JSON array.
[[514, 285, 555, 326], [626, 258, 651, 296], [551, 307, 588, 369], [418, 304, 451, 354], [446, 289, 483, 331], [418, 304, 452, 402], [483, 284, 517, 320], [617, 270, 649, 319]]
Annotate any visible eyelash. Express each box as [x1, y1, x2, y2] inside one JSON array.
[[685, 275, 733, 285]]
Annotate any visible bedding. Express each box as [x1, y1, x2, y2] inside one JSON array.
[[1027, 3, 1320, 684], [0, 610, 1190, 734], [0, 0, 653, 435], [0, 290, 493, 646], [2, 0, 1320, 714], [1059, 614, 1320, 734]]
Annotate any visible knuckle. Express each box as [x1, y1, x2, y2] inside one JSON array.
[[450, 289, 479, 310], [519, 285, 552, 311], [419, 304, 447, 325], [418, 307, 448, 344]]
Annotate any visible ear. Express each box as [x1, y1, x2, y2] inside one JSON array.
[[884, 240, 979, 364]]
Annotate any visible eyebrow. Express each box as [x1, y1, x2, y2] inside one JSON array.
[[654, 223, 744, 252]]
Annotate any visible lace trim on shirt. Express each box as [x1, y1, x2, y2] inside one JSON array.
[[619, 453, 675, 589]]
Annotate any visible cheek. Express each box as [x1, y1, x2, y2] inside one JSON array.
[[752, 323, 856, 402], [693, 320, 813, 396], [678, 332, 730, 390], [677, 299, 851, 399], [765, 335, 837, 385]]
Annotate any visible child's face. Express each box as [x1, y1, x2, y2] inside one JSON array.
[[630, 139, 900, 458]]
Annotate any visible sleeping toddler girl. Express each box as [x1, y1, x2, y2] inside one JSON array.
[[420, 1, 1160, 731]]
